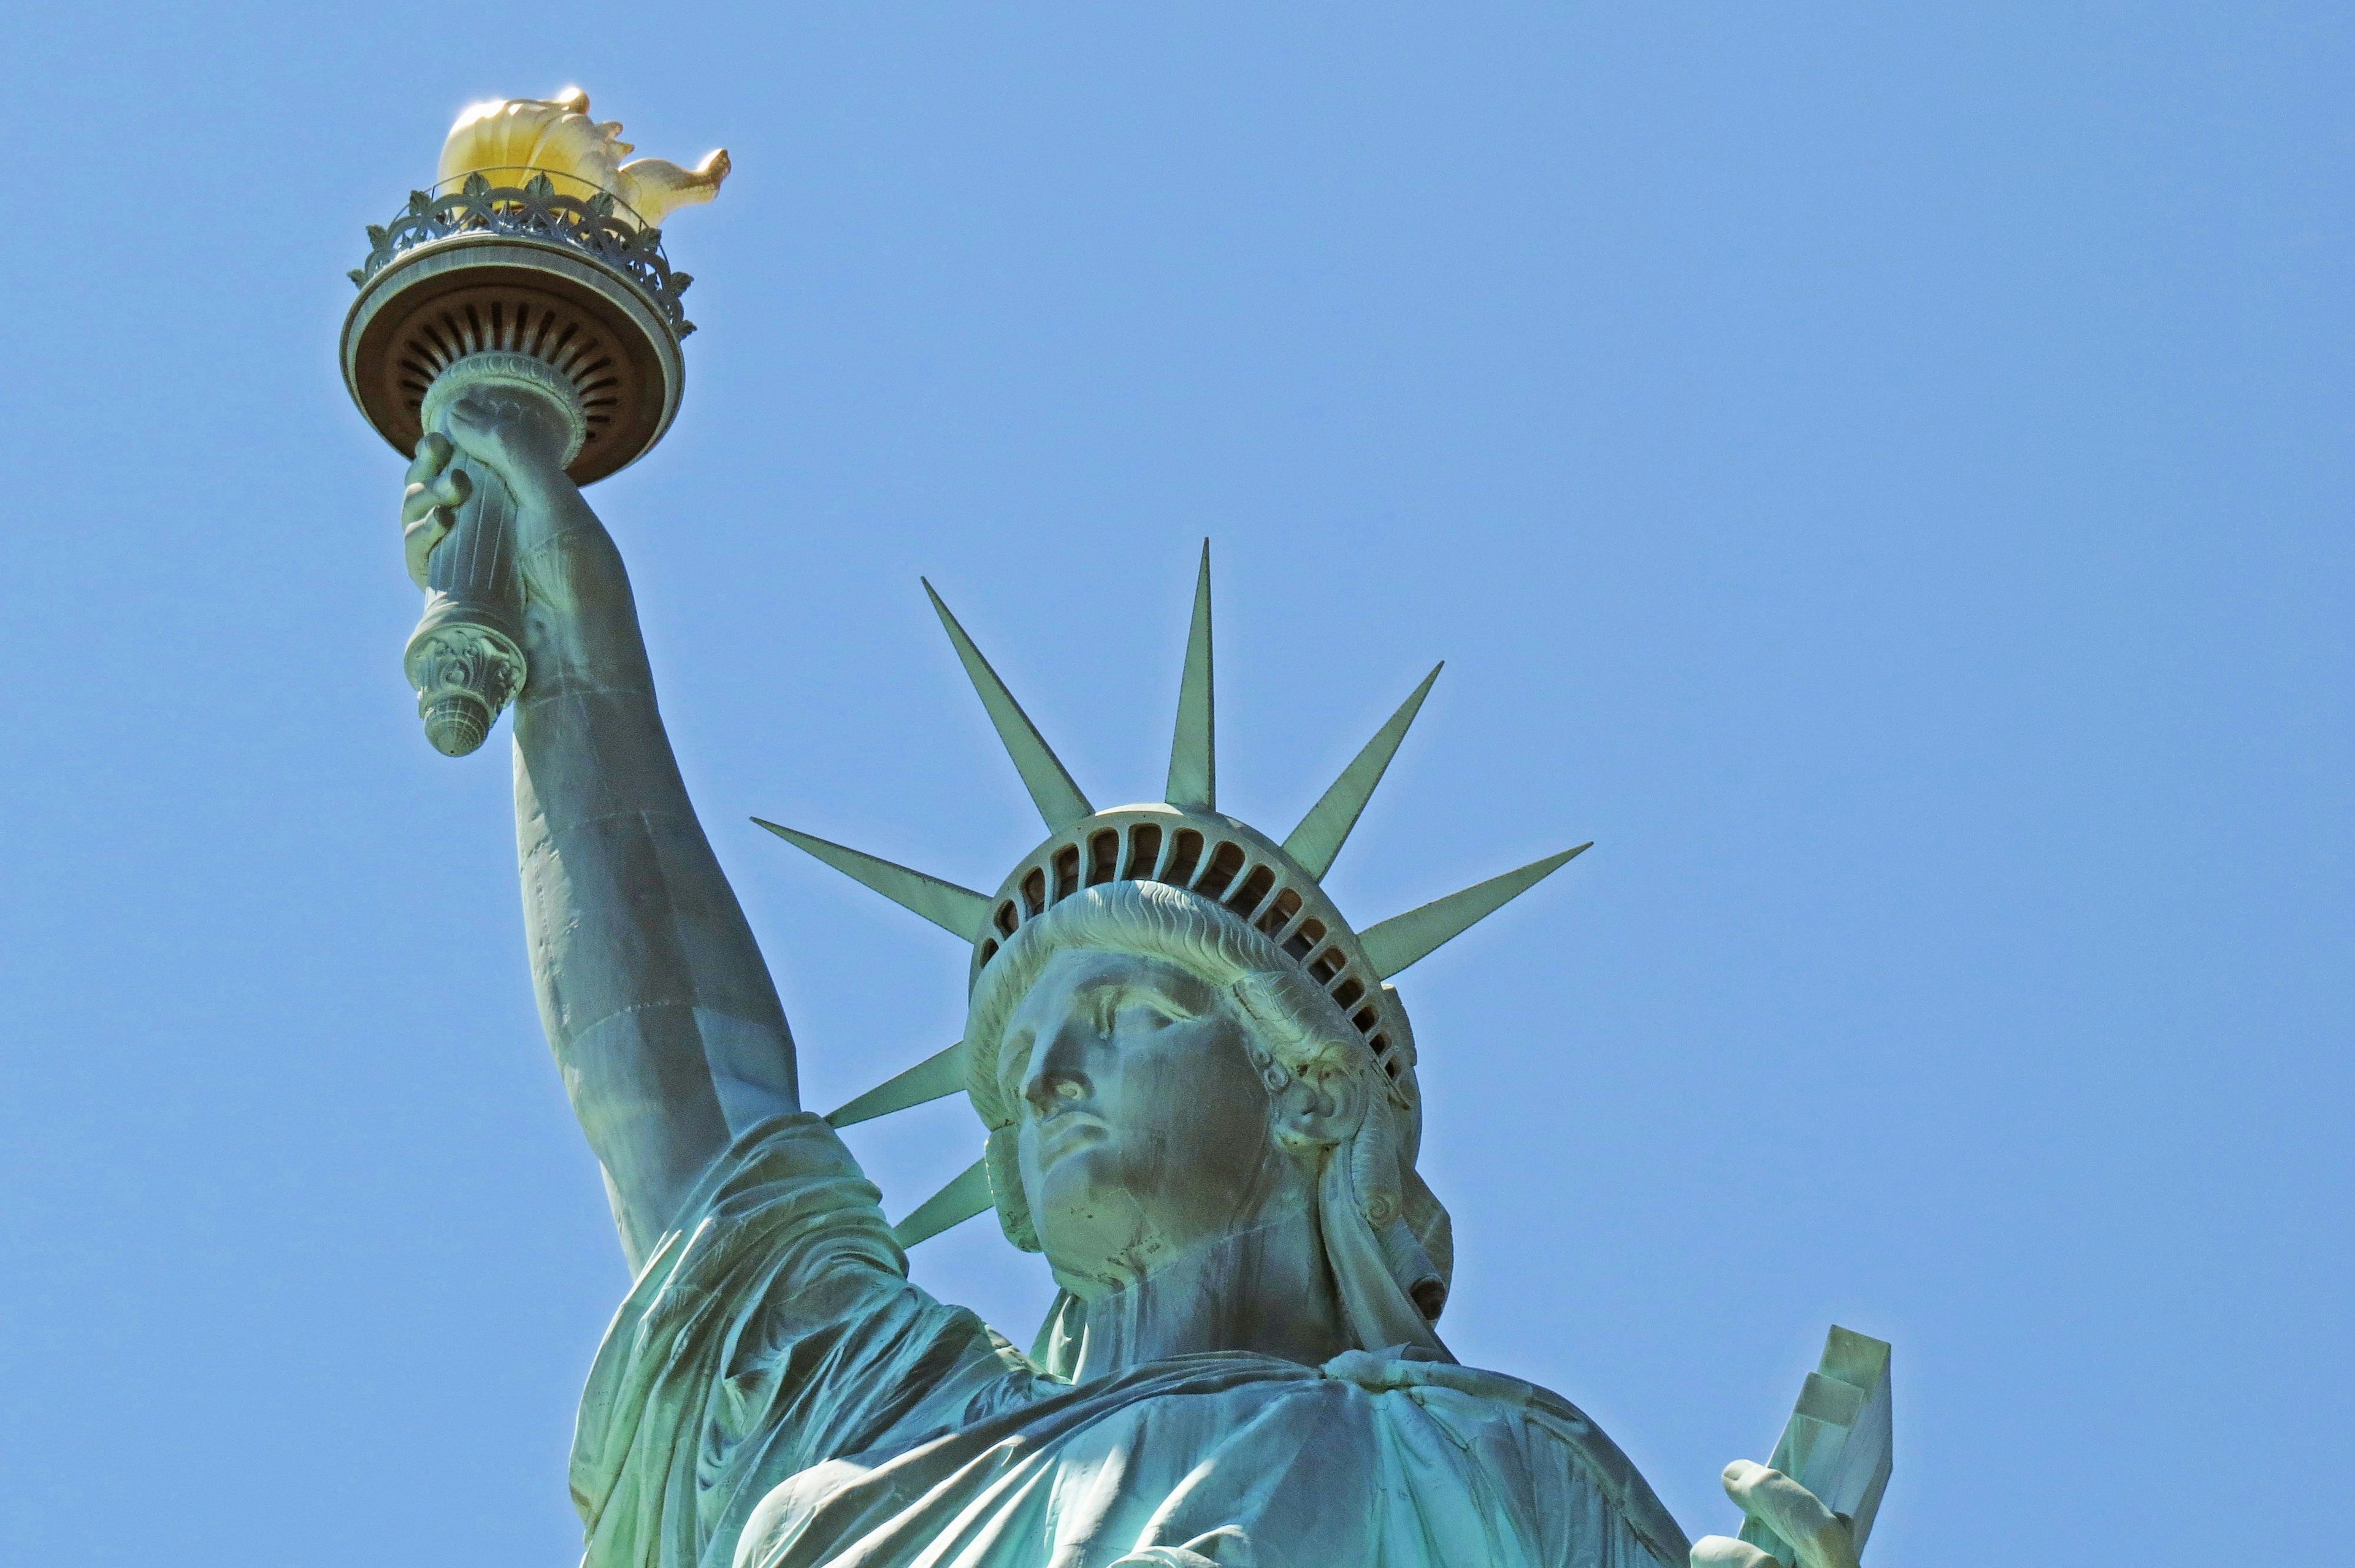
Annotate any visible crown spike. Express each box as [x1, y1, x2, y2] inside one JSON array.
[[752, 819, 992, 941], [923, 579, 1093, 832], [1165, 542, 1216, 813], [825, 1039, 971, 1129], [1282, 662, 1442, 880], [1358, 843, 1591, 979], [891, 1155, 993, 1247]]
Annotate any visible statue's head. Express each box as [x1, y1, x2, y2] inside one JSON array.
[[759, 551, 1589, 1367], [965, 873, 1450, 1343]]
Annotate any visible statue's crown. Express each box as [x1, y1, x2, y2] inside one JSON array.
[[757, 548, 1590, 1247]]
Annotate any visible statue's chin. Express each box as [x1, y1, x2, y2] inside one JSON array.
[[1030, 1166, 1169, 1290]]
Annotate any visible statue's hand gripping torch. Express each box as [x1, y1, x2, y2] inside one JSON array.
[[397, 434, 504, 753], [394, 359, 583, 755]]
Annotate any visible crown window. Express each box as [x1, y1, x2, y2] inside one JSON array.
[[1284, 919, 1325, 962], [1195, 841, 1245, 899], [1256, 887, 1302, 938], [1163, 830, 1204, 887], [1124, 824, 1162, 881], [1226, 865, 1276, 919]]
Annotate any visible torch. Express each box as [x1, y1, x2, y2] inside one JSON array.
[[340, 90, 726, 755]]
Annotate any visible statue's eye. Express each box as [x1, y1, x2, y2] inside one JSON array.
[[1117, 999, 1184, 1030]]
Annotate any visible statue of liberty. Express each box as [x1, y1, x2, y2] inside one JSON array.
[[364, 91, 1885, 1568]]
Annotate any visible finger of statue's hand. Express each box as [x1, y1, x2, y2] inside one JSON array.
[[443, 391, 519, 467], [399, 465, 472, 587], [404, 510, 454, 590], [400, 467, 472, 526], [1691, 1535, 1784, 1568], [445, 389, 570, 491], [404, 432, 454, 487], [1721, 1462, 1860, 1568]]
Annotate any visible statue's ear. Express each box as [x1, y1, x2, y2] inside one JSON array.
[[1230, 971, 1368, 1152], [1270, 1057, 1366, 1151]]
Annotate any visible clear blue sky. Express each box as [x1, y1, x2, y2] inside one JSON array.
[[1, 5, 2344, 1562]]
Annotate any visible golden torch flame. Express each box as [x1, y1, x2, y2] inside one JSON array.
[[437, 88, 730, 227]]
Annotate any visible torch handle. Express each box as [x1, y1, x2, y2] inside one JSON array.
[[401, 445, 528, 757]]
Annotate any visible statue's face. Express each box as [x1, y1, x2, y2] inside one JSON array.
[[998, 947, 1304, 1291]]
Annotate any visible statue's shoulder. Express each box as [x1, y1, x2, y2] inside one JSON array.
[[1319, 1350, 1691, 1565], [1315, 1345, 1607, 1428]]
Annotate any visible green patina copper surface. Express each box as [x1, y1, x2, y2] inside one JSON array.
[[358, 90, 1892, 1568]]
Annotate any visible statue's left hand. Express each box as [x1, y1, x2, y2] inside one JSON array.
[[1689, 1461, 1860, 1568]]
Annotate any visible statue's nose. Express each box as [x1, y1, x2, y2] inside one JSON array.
[[1022, 1022, 1097, 1116], [1022, 1066, 1093, 1120]]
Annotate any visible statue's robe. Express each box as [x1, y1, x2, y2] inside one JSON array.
[[571, 1115, 1691, 1568]]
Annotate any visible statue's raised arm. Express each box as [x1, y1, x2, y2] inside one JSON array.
[[354, 89, 788, 1269], [406, 404, 798, 1267]]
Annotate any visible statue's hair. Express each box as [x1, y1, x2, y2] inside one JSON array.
[[963, 880, 1454, 1345]]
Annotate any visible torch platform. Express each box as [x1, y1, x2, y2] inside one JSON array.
[[339, 177, 694, 485]]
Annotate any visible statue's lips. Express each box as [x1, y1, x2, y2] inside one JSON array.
[[1033, 1111, 1109, 1172]]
